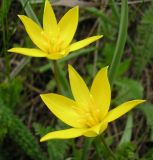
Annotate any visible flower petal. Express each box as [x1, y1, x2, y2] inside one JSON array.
[[46, 48, 69, 60], [83, 122, 108, 137], [68, 65, 92, 108], [40, 93, 85, 128], [104, 100, 146, 123], [90, 67, 111, 120], [69, 35, 103, 52], [18, 15, 48, 51], [58, 6, 78, 47], [8, 48, 46, 57], [43, 0, 57, 36], [40, 128, 87, 142]]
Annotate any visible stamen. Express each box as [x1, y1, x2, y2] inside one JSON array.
[[74, 99, 101, 127]]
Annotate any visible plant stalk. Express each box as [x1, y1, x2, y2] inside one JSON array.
[[53, 61, 61, 93], [99, 135, 117, 160]]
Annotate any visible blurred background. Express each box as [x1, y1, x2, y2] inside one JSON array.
[[0, 0, 153, 159]]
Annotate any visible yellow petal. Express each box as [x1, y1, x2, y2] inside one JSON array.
[[40, 93, 85, 128], [40, 128, 87, 142], [8, 48, 46, 57], [43, 0, 57, 36], [104, 100, 146, 123], [58, 6, 78, 47], [18, 15, 48, 52], [83, 122, 108, 137], [90, 67, 111, 120], [69, 35, 103, 52], [46, 48, 69, 60], [68, 65, 92, 108]]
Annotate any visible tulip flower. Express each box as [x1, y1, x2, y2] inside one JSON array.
[[40, 65, 145, 142], [8, 0, 102, 60]]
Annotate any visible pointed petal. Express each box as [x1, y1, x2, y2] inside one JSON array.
[[18, 15, 48, 51], [40, 128, 87, 142], [90, 67, 111, 120], [40, 93, 85, 128], [8, 48, 46, 57], [83, 122, 108, 137], [46, 48, 69, 60], [58, 6, 78, 46], [43, 0, 57, 36], [68, 65, 92, 107], [105, 100, 146, 123], [69, 35, 103, 52]]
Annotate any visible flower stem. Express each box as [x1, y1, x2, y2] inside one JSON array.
[[53, 60, 61, 93], [99, 135, 117, 160], [81, 138, 93, 160], [52, 61, 71, 97]]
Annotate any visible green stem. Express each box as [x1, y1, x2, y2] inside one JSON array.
[[81, 138, 93, 160], [99, 135, 117, 160], [52, 61, 71, 97], [53, 61, 61, 93], [109, 0, 128, 87]]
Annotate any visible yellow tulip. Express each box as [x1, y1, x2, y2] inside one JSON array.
[[8, 0, 102, 60], [40, 65, 145, 141]]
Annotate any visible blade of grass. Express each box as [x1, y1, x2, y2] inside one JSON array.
[[119, 113, 133, 146], [9, 0, 41, 80], [109, 1, 136, 55], [1, 0, 12, 80], [99, 135, 117, 160], [109, 0, 128, 87], [92, 21, 101, 77], [86, 7, 116, 27], [19, 0, 40, 24], [9, 58, 31, 80], [86, 2, 135, 57], [109, 0, 120, 21], [81, 138, 93, 160]]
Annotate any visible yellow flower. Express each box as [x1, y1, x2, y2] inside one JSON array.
[[40, 65, 145, 142], [8, 0, 102, 60]]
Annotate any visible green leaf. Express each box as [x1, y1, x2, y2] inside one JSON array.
[[0, 126, 7, 143], [119, 113, 133, 146], [33, 123, 70, 160], [86, 7, 116, 26], [109, 0, 120, 21], [93, 136, 114, 159], [0, 78, 22, 110], [109, 0, 128, 87], [0, 106, 46, 160], [117, 59, 131, 77], [103, 43, 116, 64], [134, 2, 153, 77], [139, 103, 153, 141], [116, 142, 136, 160], [19, 0, 40, 24], [114, 78, 143, 104]]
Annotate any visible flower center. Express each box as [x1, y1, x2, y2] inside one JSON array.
[[41, 31, 66, 54], [74, 99, 101, 128]]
